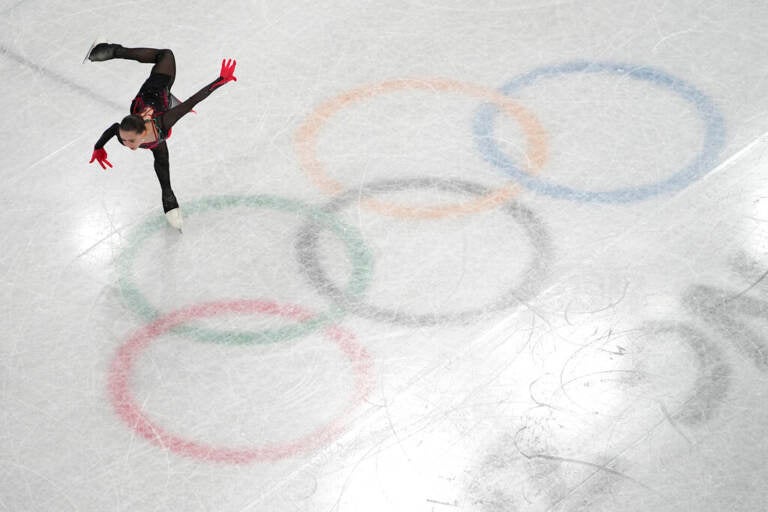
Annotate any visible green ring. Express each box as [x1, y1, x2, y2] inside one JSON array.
[[116, 195, 373, 345]]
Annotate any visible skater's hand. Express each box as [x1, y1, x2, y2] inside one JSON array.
[[211, 59, 237, 90], [89, 148, 112, 170]]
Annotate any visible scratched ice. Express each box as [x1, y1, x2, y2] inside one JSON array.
[[1, 1, 768, 511]]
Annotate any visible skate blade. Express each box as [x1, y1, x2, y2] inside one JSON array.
[[165, 208, 183, 232], [82, 36, 104, 63]]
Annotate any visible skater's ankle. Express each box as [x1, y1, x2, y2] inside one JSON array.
[[112, 45, 128, 59]]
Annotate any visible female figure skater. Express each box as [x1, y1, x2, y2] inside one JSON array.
[[87, 43, 237, 230]]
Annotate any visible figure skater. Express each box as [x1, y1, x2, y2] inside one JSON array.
[[87, 43, 237, 230]]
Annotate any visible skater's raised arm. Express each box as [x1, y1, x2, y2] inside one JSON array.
[[157, 59, 237, 133], [90, 123, 120, 169]]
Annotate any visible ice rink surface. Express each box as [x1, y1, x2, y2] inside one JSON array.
[[2, 1, 768, 510]]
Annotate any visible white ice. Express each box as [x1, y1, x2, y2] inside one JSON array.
[[2, 1, 768, 511]]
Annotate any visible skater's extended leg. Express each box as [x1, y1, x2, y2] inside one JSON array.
[[115, 47, 176, 78], [89, 45, 175, 80]]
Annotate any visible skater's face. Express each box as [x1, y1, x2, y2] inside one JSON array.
[[119, 128, 144, 150]]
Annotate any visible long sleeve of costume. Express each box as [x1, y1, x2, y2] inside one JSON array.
[[156, 78, 226, 133], [95, 123, 120, 149]]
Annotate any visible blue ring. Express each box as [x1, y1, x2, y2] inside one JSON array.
[[473, 61, 726, 203]]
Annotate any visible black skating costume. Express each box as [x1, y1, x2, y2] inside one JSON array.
[[89, 45, 236, 215]]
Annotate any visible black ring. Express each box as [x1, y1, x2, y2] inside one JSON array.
[[296, 178, 552, 326]]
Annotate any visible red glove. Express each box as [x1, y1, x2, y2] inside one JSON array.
[[210, 59, 237, 90], [89, 148, 112, 170]]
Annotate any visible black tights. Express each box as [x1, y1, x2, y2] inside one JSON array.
[[114, 47, 176, 86], [152, 142, 178, 212]]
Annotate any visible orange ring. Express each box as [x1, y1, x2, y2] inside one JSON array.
[[294, 78, 548, 219]]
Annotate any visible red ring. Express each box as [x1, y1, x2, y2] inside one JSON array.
[[108, 300, 373, 464]]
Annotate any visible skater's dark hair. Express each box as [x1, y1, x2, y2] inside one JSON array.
[[120, 114, 147, 134]]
